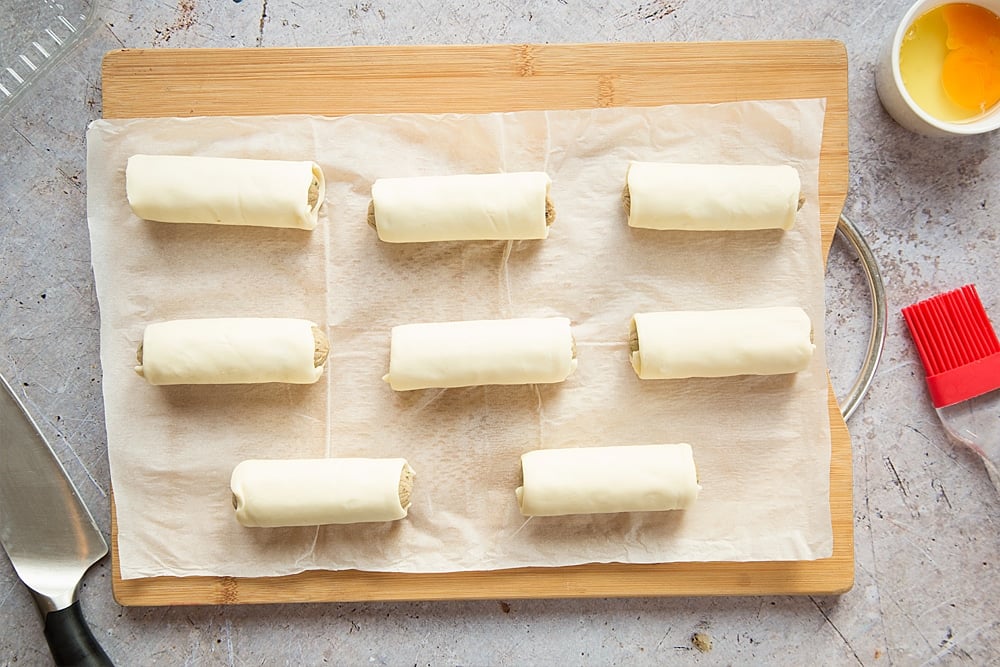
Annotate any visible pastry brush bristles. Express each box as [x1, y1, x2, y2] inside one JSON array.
[[903, 284, 1000, 408], [903, 285, 1000, 376]]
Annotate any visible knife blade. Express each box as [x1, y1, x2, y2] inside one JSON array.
[[0, 372, 113, 666]]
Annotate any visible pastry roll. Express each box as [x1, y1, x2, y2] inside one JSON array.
[[370, 171, 553, 242], [629, 307, 814, 379], [385, 316, 576, 391], [624, 161, 801, 231], [516, 443, 700, 516], [126, 154, 325, 230], [135, 317, 328, 385], [231, 458, 414, 527]]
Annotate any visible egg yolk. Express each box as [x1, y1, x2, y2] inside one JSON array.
[[940, 4, 1000, 112]]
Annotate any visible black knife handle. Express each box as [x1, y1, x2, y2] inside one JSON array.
[[43, 601, 113, 667]]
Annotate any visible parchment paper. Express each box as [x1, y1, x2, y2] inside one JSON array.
[[87, 99, 832, 580]]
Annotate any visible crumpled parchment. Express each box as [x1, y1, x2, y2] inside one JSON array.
[[86, 98, 832, 580]]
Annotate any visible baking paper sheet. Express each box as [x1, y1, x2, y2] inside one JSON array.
[[87, 99, 832, 579]]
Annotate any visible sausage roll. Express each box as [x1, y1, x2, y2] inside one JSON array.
[[629, 307, 814, 379], [231, 458, 414, 527], [385, 316, 576, 391], [624, 161, 801, 231], [370, 172, 553, 242], [126, 154, 325, 230], [135, 317, 328, 385], [516, 443, 700, 516]]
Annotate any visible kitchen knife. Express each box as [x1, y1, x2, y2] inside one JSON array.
[[0, 372, 113, 666]]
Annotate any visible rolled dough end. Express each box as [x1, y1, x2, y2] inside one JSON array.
[[367, 200, 377, 230], [628, 317, 642, 375], [545, 195, 556, 227], [134, 340, 146, 377], [308, 178, 320, 208], [309, 163, 325, 214], [300, 164, 326, 231], [312, 326, 330, 368], [398, 463, 415, 510], [622, 184, 631, 216]]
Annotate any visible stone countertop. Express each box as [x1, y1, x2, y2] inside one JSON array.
[[1, 1, 998, 664]]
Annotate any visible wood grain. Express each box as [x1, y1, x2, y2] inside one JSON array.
[[101, 42, 852, 604]]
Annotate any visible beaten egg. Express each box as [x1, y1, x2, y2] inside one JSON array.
[[899, 3, 1000, 121]]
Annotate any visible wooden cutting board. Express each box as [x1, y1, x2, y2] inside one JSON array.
[[102, 42, 851, 605]]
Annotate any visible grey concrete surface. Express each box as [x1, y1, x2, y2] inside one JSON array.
[[2, 0, 999, 665]]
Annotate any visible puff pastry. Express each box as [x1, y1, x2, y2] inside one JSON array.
[[516, 443, 700, 516], [370, 172, 553, 242], [135, 317, 328, 385], [231, 458, 414, 527], [625, 161, 801, 231], [385, 316, 576, 391], [126, 154, 325, 230], [629, 307, 814, 379]]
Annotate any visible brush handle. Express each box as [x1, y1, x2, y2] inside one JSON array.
[[938, 390, 1000, 495]]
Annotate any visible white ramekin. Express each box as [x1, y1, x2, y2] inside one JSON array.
[[875, 0, 1000, 137]]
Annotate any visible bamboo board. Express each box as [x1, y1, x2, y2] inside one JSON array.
[[102, 42, 852, 605]]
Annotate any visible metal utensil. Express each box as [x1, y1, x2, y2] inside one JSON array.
[[0, 372, 112, 666], [834, 213, 887, 421]]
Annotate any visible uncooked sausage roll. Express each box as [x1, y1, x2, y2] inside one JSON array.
[[231, 458, 415, 527], [135, 317, 328, 385], [385, 317, 576, 391], [629, 307, 814, 379], [126, 154, 325, 230], [370, 172, 554, 242], [516, 443, 700, 516], [624, 161, 802, 231]]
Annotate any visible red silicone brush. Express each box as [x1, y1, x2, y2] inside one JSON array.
[[902, 284, 1000, 492]]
